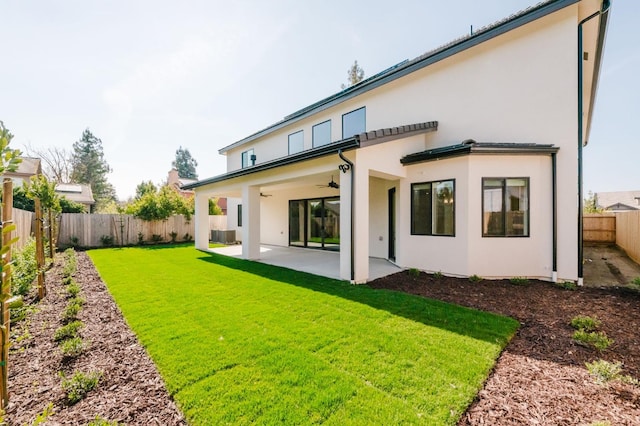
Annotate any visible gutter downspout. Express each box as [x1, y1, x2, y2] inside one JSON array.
[[552, 152, 558, 282], [338, 149, 355, 282], [577, 1, 610, 286]]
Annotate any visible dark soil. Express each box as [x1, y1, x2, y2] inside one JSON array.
[[369, 272, 640, 425], [6, 252, 186, 425], [7, 252, 640, 425]]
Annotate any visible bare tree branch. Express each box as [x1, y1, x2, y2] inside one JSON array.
[[23, 143, 72, 183]]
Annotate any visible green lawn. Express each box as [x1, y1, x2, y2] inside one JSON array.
[[88, 245, 518, 425]]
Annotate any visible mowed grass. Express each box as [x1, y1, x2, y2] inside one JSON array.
[[88, 245, 518, 425]]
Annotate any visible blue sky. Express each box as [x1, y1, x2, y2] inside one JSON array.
[[1, 0, 637, 200]]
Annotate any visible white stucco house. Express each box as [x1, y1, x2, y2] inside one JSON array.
[[185, 0, 610, 284]]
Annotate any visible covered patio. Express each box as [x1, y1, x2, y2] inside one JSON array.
[[209, 244, 401, 281]]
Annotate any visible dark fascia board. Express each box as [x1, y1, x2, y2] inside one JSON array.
[[185, 137, 359, 190], [400, 142, 559, 165], [219, 0, 577, 154], [584, 0, 611, 145]]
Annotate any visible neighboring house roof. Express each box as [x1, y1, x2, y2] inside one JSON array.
[[185, 121, 438, 190], [56, 183, 95, 205], [596, 190, 640, 211], [2, 156, 42, 179], [219, 0, 583, 154]]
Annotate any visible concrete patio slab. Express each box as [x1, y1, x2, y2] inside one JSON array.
[[209, 244, 401, 281]]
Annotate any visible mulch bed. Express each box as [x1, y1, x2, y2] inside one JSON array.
[[6, 252, 186, 425], [369, 272, 640, 425], [6, 252, 640, 424]]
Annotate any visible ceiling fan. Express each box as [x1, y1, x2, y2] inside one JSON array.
[[317, 176, 339, 189]]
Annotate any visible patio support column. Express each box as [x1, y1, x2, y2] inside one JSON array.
[[339, 167, 352, 281], [242, 185, 261, 260], [194, 191, 209, 250], [353, 166, 369, 283]]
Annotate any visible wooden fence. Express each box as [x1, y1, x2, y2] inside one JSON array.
[[209, 215, 227, 230], [583, 213, 616, 243], [57, 214, 196, 248], [11, 208, 34, 250], [616, 210, 640, 265]]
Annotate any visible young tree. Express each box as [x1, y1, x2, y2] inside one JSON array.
[[70, 129, 116, 210], [135, 180, 157, 200], [340, 60, 365, 89], [172, 146, 198, 179]]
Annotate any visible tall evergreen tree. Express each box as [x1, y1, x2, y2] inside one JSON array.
[[340, 60, 365, 89], [172, 146, 198, 179], [70, 129, 116, 210]]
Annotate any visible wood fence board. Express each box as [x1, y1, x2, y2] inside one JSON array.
[[616, 211, 640, 265]]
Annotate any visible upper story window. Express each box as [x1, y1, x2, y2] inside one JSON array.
[[482, 177, 529, 237], [342, 107, 366, 139], [312, 120, 331, 148], [411, 180, 455, 236], [288, 130, 304, 155], [241, 149, 254, 168]]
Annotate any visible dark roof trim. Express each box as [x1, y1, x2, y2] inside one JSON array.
[[400, 141, 559, 165], [584, 0, 611, 146], [219, 0, 577, 154], [359, 121, 438, 147], [185, 137, 359, 190]]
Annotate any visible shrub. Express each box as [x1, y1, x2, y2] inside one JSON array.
[[62, 302, 81, 323], [69, 236, 79, 247], [586, 359, 623, 385], [558, 281, 577, 290], [67, 281, 81, 297], [510, 277, 529, 285], [433, 271, 443, 279], [60, 370, 101, 404], [469, 274, 482, 283], [32, 402, 54, 425], [573, 330, 613, 351], [570, 315, 601, 332], [632, 277, 640, 286], [169, 231, 178, 243], [183, 233, 193, 242], [151, 234, 163, 243], [60, 336, 85, 358], [100, 235, 114, 247], [54, 321, 83, 342], [408, 268, 420, 278], [12, 238, 38, 296], [137, 232, 144, 245]]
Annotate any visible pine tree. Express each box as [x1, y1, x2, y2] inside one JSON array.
[[172, 146, 198, 179], [341, 60, 365, 89], [70, 129, 116, 210]]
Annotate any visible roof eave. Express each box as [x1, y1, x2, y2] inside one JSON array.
[[219, 0, 578, 154]]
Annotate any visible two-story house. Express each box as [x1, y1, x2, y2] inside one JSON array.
[[186, 0, 610, 284]]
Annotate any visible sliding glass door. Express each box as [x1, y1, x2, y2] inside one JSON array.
[[289, 197, 340, 250]]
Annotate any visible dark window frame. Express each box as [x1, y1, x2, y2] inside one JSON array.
[[288, 130, 304, 154], [241, 149, 254, 168], [342, 106, 366, 139], [410, 179, 456, 237], [312, 120, 332, 148], [481, 177, 530, 237], [237, 204, 242, 227]]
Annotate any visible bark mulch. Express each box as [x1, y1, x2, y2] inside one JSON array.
[[369, 272, 640, 425], [5, 252, 186, 425], [6, 252, 640, 424]]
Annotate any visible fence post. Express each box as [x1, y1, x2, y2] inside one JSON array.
[[0, 179, 14, 409], [35, 198, 46, 299]]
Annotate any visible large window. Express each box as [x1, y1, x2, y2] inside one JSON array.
[[241, 149, 254, 168], [482, 178, 529, 237], [288, 130, 304, 154], [312, 120, 331, 147], [411, 180, 455, 236], [342, 107, 366, 139]]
